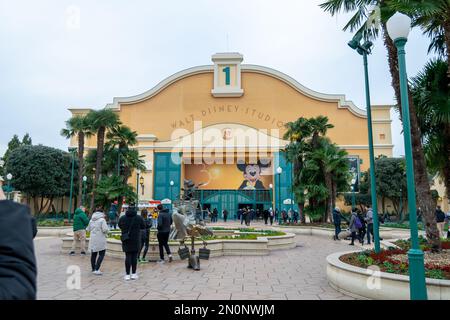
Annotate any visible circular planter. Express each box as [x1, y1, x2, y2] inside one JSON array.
[[37, 227, 73, 237], [326, 251, 450, 300], [61, 232, 296, 260]]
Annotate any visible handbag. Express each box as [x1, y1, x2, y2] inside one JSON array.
[[121, 216, 136, 242], [178, 243, 190, 260]]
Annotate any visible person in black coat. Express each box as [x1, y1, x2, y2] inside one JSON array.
[[156, 204, 173, 263], [118, 205, 145, 280], [0, 188, 37, 299]]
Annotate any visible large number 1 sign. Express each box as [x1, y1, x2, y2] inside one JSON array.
[[222, 66, 230, 85]]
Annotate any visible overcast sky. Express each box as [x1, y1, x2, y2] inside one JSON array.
[[0, 0, 436, 157]]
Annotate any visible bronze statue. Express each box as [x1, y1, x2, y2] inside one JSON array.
[[171, 179, 213, 270]]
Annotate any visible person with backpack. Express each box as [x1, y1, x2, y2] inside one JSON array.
[[349, 210, 361, 246], [108, 203, 118, 230], [156, 204, 173, 264], [86, 207, 109, 275], [118, 205, 145, 280], [436, 206, 446, 238], [139, 209, 152, 263], [365, 205, 374, 245], [357, 209, 367, 245], [70, 206, 89, 256]]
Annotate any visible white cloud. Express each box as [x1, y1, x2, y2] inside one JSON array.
[[0, 0, 434, 157]]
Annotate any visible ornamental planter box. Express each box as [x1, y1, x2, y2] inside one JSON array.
[[37, 227, 73, 237], [326, 251, 450, 300]]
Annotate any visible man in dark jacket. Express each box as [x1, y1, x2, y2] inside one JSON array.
[[0, 187, 37, 299], [436, 206, 446, 238], [332, 207, 342, 241], [157, 204, 173, 263], [118, 205, 145, 280]]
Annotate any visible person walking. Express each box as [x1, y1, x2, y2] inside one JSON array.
[[157, 204, 173, 263], [239, 208, 245, 225], [245, 207, 251, 226], [139, 209, 152, 263], [357, 210, 367, 245], [212, 208, 218, 223], [348, 210, 360, 246], [222, 209, 228, 222], [151, 209, 158, 229], [263, 208, 269, 225], [436, 206, 446, 238], [287, 209, 293, 224], [332, 207, 342, 241], [269, 207, 274, 225], [108, 203, 118, 230], [69, 206, 89, 256], [365, 205, 374, 245], [118, 205, 145, 281], [87, 207, 109, 275]]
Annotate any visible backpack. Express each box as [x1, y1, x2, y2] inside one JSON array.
[[354, 216, 362, 229]]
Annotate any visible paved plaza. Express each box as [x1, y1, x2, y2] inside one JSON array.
[[35, 222, 360, 300]]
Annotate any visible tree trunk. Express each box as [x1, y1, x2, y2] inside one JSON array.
[[33, 196, 39, 216], [298, 202, 305, 224], [443, 126, 450, 202], [77, 132, 85, 208], [444, 16, 450, 88], [325, 174, 333, 222], [91, 126, 105, 212], [382, 24, 441, 250]]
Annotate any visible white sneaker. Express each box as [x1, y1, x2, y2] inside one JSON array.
[[130, 273, 139, 280], [93, 270, 103, 275], [157, 259, 165, 264], [124, 274, 131, 281]]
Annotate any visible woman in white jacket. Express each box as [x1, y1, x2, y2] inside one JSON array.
[[87, 207, 109, 275]]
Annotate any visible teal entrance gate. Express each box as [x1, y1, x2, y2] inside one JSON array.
[[193, 190, 273, 220]]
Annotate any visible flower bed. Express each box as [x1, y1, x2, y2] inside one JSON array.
[[340, 238, 450, 280]]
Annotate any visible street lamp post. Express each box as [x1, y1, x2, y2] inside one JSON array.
[[67, 149, 75, 223], [170, 180, 174, 211], [348, 34, 381, 253], [82, 176, 87, 206], [136, 170, 141, 206], [6, 173, 12, 200], [276, 167, 282, 224], [351, 178, 356, 211], [387, 12, 427, 300]]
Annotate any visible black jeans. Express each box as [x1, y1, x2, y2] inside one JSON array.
[[367, 223, 374, 244], [91, 250, 105, 271], [125, 252, 138, 275], [157, 231, 171, 260], [139, 232, 150, 259], [334, 224, 341, 240], [350, 231, 357, 244]]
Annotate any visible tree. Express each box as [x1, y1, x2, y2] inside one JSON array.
[[411, 59, 450, 202], [285, 116, 350, 223], [5, 145, 76, 215], [320, 0, 441, 250], [94, 175, 137, 212], [61, 115, 92, 207], [1, 134, 33, 178], [85, 109, 121, 211]]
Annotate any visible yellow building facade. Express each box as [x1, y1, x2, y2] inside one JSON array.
[[69, 53, 393, 214]]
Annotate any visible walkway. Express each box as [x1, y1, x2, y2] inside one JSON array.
[[35, 223, 360, 300]]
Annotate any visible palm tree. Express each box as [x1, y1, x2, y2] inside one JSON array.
[[310, 139, 350, 222], [309, 116, 334, 148], [61, 115, 92, 207], [320, 0, 441, 250], [412, 59, 450, 201], [85, 109, 121, 211]]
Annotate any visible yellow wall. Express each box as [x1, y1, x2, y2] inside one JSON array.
[[69, 67, 393, 201]]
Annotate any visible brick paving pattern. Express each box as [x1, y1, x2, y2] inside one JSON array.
[[35, 222, 360, 300]]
